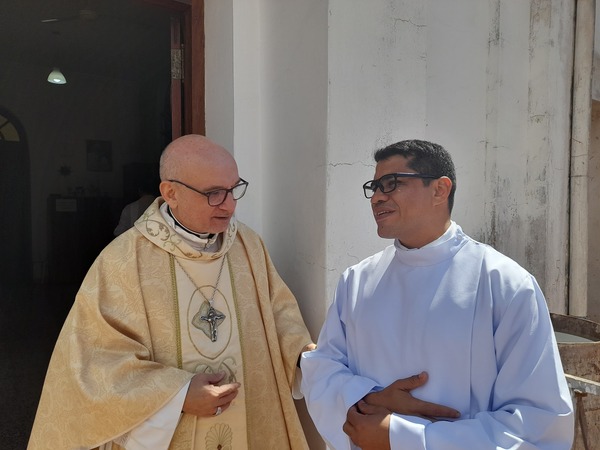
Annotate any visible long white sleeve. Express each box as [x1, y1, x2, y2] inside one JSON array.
[[112, 381, 189, 450], [301, 283, 379, 450]]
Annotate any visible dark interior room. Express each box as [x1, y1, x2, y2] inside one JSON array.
[[0, 0, 182, 446]]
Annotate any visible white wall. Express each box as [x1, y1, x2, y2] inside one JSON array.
[[204, 0, 579, 346], [258, 0, 329, 338], [590, 101, 600, 322], [230, 0, 262, 230], [205, 0, 329, 338], [593, 3, 600, 101], [204, 0, 235, 154], [205, 0, 576, 446], [326, 0, 428, 298], [204, 0, 263, 235], [206, 0, 576, 317], [205, 1, 328, 447], [326, 0, 574, 312], [587, 1, 600, 322]]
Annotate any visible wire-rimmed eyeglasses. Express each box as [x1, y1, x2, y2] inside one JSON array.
[[362, 172, 438, 198], [168, 178, 249, 206]]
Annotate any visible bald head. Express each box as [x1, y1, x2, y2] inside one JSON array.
[[160, 134, 235, 181], [158, 135, 242, 233]]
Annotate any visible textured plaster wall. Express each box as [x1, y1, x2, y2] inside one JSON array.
[[478, 0, 574, 311], [205, 0, 328, 341], [205, 0, 576, 318], [204, 3, 328, 446], [204, 0, 234, 154], [326, 0, 574, 312], [589, 101, 600, 322], [204, 1, 577, 447], [257, 0, 329, 340]]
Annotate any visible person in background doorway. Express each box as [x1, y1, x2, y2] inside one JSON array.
[[113, 178, 158, 236], [301, 139, 574, 450]]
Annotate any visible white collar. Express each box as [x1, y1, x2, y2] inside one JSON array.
[[160, 202, 222, 252], [393, 221, 468, 267], [395, 221, 457, 250]]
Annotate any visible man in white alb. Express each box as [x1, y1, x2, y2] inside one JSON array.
[[301, 139, 574, 449]]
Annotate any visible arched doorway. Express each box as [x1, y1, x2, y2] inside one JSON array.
[[0, 108, 32, 285]]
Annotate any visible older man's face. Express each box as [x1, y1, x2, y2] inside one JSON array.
[[167, 156, 241, 234]]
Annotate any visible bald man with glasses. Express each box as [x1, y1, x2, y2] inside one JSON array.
[[30, 135, 315, 450]]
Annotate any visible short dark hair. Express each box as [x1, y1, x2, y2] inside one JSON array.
[[374, 139, 457, 213]]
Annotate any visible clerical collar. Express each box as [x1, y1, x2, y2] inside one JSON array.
[[166, 206, 215, 239], [393, 221, 467, 267], [161, 203, 220, 251], [395, 221, 457, 251]]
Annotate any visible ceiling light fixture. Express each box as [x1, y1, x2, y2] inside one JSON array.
[[47, 67, 67, 85]]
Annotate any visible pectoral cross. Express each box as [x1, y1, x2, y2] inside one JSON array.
[[201, 306, 226, 342]]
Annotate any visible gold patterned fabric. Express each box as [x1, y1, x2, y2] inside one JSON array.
[[28, 198, 312, 450]]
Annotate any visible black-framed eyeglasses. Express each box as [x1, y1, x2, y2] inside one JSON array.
[[168, 178, 249, 206], [362, 172, 438, 198]]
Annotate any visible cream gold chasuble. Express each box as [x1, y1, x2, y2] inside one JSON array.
[[28, 198, 312, 450]]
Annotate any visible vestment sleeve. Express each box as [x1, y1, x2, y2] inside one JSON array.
[[110, 382, 188, 449], [388, 275, 574, 450], [301, 276, 379, 450], [28, 234, 195, 449]]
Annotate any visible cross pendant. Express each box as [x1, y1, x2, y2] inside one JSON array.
[[200, 306, 226, 342]]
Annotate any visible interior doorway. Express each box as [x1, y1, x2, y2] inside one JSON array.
[[0, 0, 204, 287], [0, 109, 31, 286], [0, 0, 204, 446]]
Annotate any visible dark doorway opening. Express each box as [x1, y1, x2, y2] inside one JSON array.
[[0, 1, 199, 447], [0, 108, 32, 286]]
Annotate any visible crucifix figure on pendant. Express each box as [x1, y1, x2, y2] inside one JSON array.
[[181, 255, 228, 342], [200, 305, 226, 342]]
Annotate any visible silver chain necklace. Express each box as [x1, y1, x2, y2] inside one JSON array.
[[176, 256, 227, 342]]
